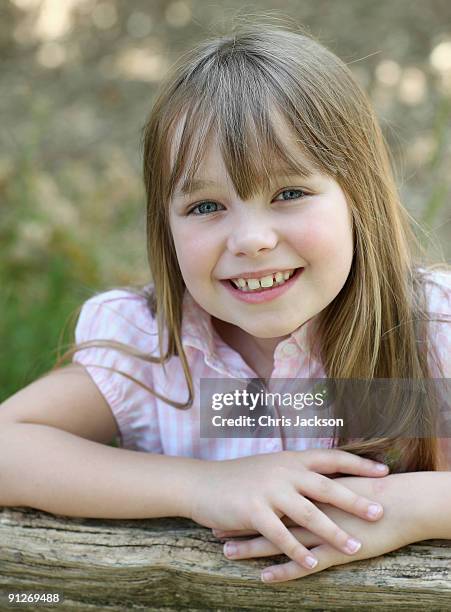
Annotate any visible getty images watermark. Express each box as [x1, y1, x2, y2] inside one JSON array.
[[199, 378, 451, 439]]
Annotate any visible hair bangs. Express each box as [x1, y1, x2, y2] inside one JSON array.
[[166, 66, 320, 203]]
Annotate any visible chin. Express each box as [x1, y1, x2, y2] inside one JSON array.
[[244, 325, 297, 339]]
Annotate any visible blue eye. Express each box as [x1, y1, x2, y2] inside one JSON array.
[[275, 188, 308, 201], [188, 201, 225, 216], [187, 188, 308, 216]]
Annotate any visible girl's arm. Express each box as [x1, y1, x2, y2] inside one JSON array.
[[0, 422, 201, 518], [0, 364, 202, 518]]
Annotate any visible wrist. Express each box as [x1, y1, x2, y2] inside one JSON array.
[[388, 471, 451, 541], [155, 456, 212, 520], [417, 471, 451, 539], [177, 457, 214, 521]]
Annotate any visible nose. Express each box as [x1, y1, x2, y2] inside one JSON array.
[[227, 211, 278, 257]]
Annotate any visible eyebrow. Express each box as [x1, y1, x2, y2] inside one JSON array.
[[176, 169, 314, 196]]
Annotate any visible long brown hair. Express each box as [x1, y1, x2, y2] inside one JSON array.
[[52, 20, 451, 471]]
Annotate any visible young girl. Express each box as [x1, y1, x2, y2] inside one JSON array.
[[1, 23, 450, 586]]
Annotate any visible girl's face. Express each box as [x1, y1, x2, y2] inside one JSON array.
[[168, 121, 354, 341]]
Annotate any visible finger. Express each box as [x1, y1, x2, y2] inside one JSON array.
[[300, 449, 389, 477], [282, 491, 363, 557], [223, 528, 323, 560], [251, 506, 320, 571], [260, 543, 348, 584], [297, 471, 384, 522]]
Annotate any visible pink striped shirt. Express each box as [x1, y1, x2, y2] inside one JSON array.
[[72, 269, 451, 467]]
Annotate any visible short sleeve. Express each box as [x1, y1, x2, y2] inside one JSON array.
[[424, 270, 451, 469], [72, 287, 163, 453], [425, 270, 451, 378]]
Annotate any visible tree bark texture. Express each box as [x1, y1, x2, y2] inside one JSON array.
[[0, 507, 450, 611]]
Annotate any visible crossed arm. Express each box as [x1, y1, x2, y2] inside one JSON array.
[[213, 471, 451, 583]]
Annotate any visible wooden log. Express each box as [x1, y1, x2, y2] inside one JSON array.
[[0, 507, 450, 610]]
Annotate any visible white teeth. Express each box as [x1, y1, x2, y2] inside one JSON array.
[[230, 269, 297, 292], [259, 275, 274, 288], [248, 278, 261, 290]]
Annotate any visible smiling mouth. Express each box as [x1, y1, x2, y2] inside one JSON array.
[[228, 267, 303, 292]]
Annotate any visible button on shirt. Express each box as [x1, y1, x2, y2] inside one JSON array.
[[72, 271, 451, 466]]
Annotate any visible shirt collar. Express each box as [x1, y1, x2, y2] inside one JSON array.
[[181, 289, 321, 363]]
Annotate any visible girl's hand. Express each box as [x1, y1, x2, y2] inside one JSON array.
[[190, 449, 389, 571], [213, 473, 420, 583]]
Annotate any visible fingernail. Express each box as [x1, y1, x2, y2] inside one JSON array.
[[224, 542, 237, 557], [374, 463, 388, 472], [345, 537, 362, 554], [262, 571, 274, 582], [304, 555, 318, 569], [367, 503, 382, 518]]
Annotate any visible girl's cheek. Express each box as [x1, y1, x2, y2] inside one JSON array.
[[175, 234, 220, 278], [289, 222, 335, 259], [173, 227, 211, 256], [289, 210, 352, 260]]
